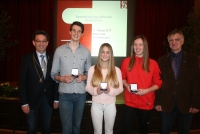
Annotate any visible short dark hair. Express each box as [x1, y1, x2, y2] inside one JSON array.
[[70, 21, 84, 33], [167, 29, 184, 41], [32, 30, 49, 41]]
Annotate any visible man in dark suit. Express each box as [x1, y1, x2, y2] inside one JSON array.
[[19, 30, 59, 134], [154, 29, 200, 134]]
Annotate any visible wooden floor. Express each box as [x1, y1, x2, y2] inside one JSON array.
[[0, 129, 200, 134]]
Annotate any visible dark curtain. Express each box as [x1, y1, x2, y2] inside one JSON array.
[[0, 0, 194, 81], [134, 0, 194, 60], [0, 0, 55, 81]]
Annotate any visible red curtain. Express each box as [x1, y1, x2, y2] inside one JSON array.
[[0, 0, 194, 82], [0, 0, 55, 81], [134, 0, 194, 60]]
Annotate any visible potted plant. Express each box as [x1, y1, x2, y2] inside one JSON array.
[[0, 82, 18, 99], [0, 6, 19, 99], [181, 6, 200, 64], [0, 5, 18, 61]]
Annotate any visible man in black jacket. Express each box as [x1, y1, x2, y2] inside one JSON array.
[[19, 30, 59, 134], [155, 29, 200, 134]]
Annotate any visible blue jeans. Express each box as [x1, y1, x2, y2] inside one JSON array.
[[26, 94, 52, 134], [59, 93, 86, 134], [161, 103, 193, 134]]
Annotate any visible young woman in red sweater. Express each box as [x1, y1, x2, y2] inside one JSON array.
[[120, 35, 162, 134]]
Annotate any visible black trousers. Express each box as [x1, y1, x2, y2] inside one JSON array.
[[120, 105, 152, 134]]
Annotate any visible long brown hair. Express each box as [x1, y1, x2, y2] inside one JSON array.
[[128, 35, 150, 72], [91, 43, 119, 88]]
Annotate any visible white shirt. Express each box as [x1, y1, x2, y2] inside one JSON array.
[[36, 51, 47, 65]]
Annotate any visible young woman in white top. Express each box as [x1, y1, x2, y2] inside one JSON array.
[[86, 43, 123, 134]]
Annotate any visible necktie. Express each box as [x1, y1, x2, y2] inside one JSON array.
[[172, 54, 178, 79], [40, 55, 46, 78]]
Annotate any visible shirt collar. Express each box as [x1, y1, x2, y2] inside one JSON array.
[[170, 50, 183, 59], [36, 51, 46, 57], [66, 42, 81, 49]]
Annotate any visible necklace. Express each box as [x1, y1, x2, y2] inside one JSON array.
[[32, 53, 49, 83]]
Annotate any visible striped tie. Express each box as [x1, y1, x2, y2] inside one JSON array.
[[172, 54, 178, 79]]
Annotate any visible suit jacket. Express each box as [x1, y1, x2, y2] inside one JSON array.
[[155, 51, 200, 114], [19, 51, 59, 110]]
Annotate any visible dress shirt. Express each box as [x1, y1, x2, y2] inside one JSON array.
[[36, 51, 47, 65], [51, 43, 91, 94]]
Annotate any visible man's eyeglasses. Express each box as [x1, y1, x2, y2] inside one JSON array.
[[34, 40, 48, 43]]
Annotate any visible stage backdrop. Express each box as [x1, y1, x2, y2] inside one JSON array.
[[0, 0, 194, 82]]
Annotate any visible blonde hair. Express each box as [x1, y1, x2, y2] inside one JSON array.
[[91, 43, 119, 88], [128, 35, 150, 72]]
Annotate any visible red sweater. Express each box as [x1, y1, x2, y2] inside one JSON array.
[[121, 56, 162, 110]]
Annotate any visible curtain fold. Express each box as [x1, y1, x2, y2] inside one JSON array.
[[0, 0, 55, 81]]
